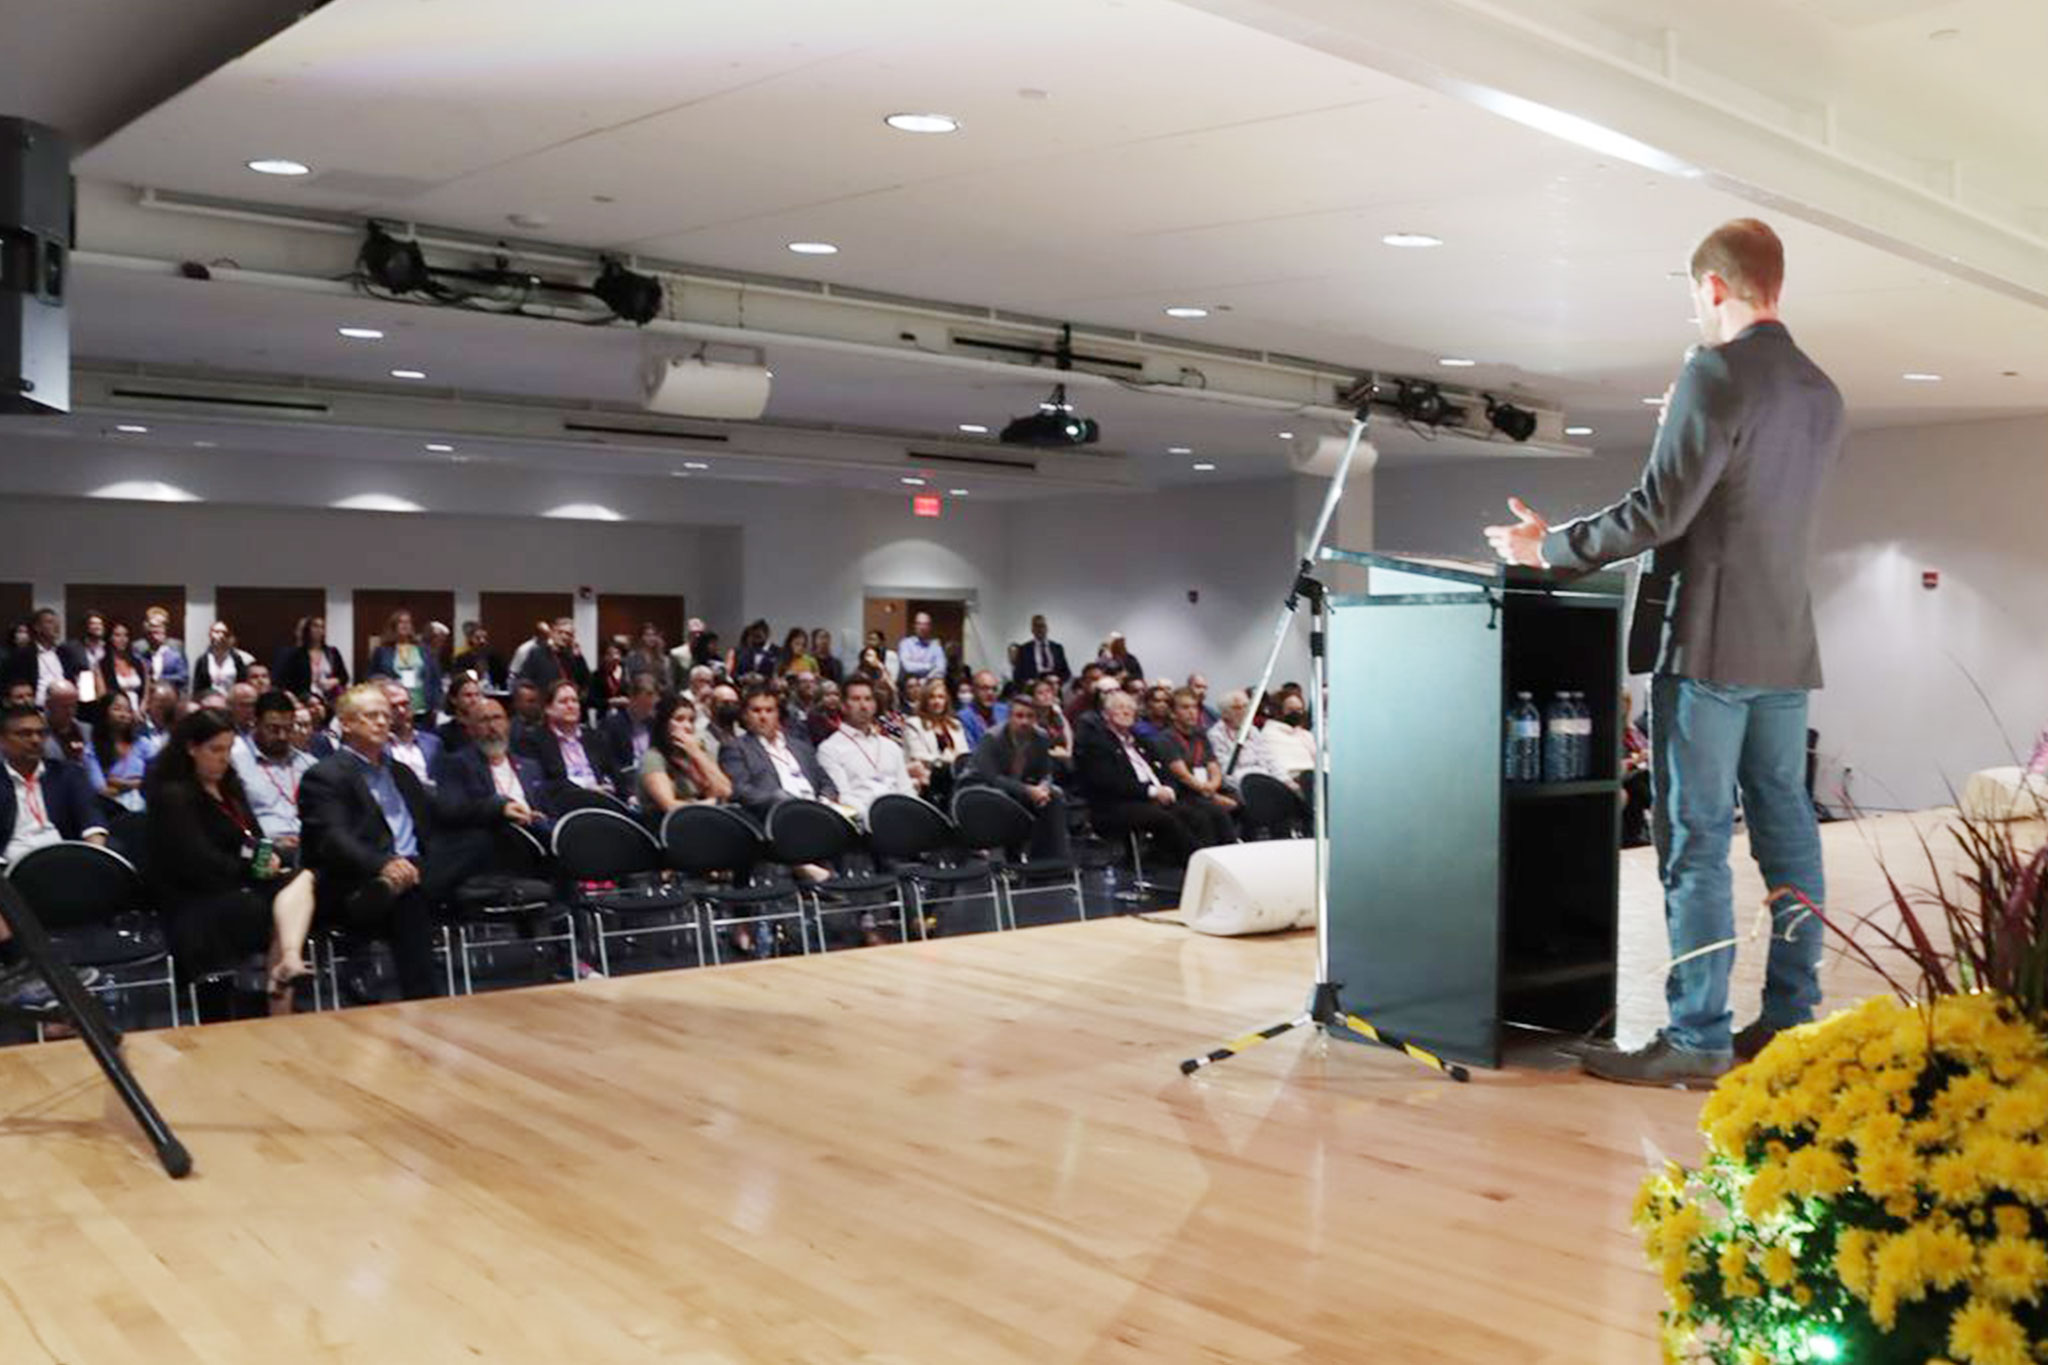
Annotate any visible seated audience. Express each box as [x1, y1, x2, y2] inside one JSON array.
[[232, 691, 317, 848], [1030, 676, 1074, 759], [728, 619, 778, 680], [369, 609, 442, 721], [810, 628, 843, 685], [519, 678, 620, 803], [870, 676, 907, 740], [623, 624, 676, 694], [3, 680, 34, 710], [228, 681, 260, 736], [702, 681, 744, 762], [602, 672, 662, 773], [1207, 689, 1260, 785], [193, 620, 255, 693], [637, 693, 732, 815], [1012, 614, 1072, 687], [97, 620, 148, 715], [134, 606, 189, 691], [41, 680, 91, 764], [85, 692, 156, 815], [817, 677, 920, 817], [140, 681, 179, 746], [433, 697, 555, 831], [1134, 683, 1173, 741], [589, 639, 629, 715], [719, 681, 838, 818], [781, 627, 818, 678], [1188, 673, 1218, 728], [964, 694, 1071, 861], [1074, 690, 1217, 865], [1155, 688, 1238, 845], [959, 670, 1009, 746], [144, 708, 319, 1003], [1097, 632, 1144, 681], [863, 629, 902, 686], [1257, 692, 1319, 794], [2, 702, 109, 864], [300, 683, 535, 999], [686, 665, 715, 710], [805, 680, 843, 747], [786, 671, 823, 725], [246, 662, 274, 696], [380, 679, 443, 790], [508, 678, 546, 750], [1065, 663, 1106, 724], [901, 679, 969, 804], [450, 621, 505, 694], [436, 672, 484, 754], [280, 615, 349, 700], [299, 691, 336, 757]]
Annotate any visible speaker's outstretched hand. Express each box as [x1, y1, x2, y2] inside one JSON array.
[[1483, 497, 1550, 568]]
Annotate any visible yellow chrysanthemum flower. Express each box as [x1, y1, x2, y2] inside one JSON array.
[[1991, 1206, 2033, 1240], [1760, 1242, 1797, 1288], [1946, 1295, 2029, 1365], [1976, 1235, 2048, 1304], [1837, 1227, 1876, 1298]]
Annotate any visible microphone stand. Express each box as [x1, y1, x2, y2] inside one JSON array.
[[1181, 408, 1469, 1083]]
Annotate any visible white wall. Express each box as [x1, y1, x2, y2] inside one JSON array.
[[1372, 422, 2048, 811]]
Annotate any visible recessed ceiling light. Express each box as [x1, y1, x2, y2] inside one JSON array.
[[246, 158, 310, 176], [1168, 445, 1193, 455], [449, 453, 471, 464], [949, 488, 969, 496], [1277, 431, 1294, 439], [670, 470, 690, 477], [1902, 372, 1942, 382], [885, 112, 960, 134], [115, 423, 149, 434], [1382, 232, 1443, 248], [338, 327, 384, 340], [1565, 425, 1593, 436], [788, 241, 839, 255], [192, 440, 217, 449], [425, 442, 454, 453], [682, 460, 710, 470], [1163, 306, 1210, 319], [390, 368, 427, 380], [1641, 396, 1666, 405], [1192, 462, 1217, 472], [957, 423, 989, 434], [1438, 357, 1477, 367], [901, 476, 926, 486]]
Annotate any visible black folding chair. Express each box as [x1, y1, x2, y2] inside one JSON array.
[[866, 794, 1000, 937], [951, 787, 1085, 928], [440, 824, 575, 994], [552, 787, 634, 818], [660, 805, 807, 964], [1240, 772, 1309, 840], [765, 798, 908, 950], [551, 808, 699, 976], [6, 842, 177, 1035]]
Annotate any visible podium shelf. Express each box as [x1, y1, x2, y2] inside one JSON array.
[[1506, 779, 1621, 802]]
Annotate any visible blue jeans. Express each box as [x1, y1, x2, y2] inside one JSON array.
[[1650, 675, 1826, 1053]]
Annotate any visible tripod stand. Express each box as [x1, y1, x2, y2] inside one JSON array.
[[1180, 412, 1469, 1083], [0, 877, 192, 1178]]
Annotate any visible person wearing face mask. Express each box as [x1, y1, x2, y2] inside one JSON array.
[[1254, 693, 1318, 798], [702, 683, 745, 764]]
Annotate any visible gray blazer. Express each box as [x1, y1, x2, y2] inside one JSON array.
[[717, 728, 838, 814], [1542, 322, 1843, 690]]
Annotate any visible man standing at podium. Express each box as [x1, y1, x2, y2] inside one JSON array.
[[1484, 219, 1842, 1088]]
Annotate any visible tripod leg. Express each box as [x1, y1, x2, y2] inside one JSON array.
[[1179, 1012, 1313, 1075], [1336, 1011, 1472, 1083], [0, 881, 192, 1178]]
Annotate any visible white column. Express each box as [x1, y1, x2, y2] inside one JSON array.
[[326, 588, 354, 680]]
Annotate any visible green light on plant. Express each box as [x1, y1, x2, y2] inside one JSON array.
[[1806, 1334, 1842, 1362]]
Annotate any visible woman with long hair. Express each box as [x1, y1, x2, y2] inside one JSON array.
[[280, 615, 349, 700], [781, 627, 818, 678], [369, 609, 441, 722], [901, 678, 969, 804], [638, 692, 733, 814], [143, 709, 318, 1009], [97, 620, 147, 713], [84, 691, 155, 814]]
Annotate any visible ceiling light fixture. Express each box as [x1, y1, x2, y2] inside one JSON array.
[[390, 368, 427, 380], [246, 158, 310, 176], [1163, 306, 1210, 319], [1277, 431, 1294, 439], [338, 327, 384, 340], [425, 442, 454, 453], [787, 241, 839, 256], [1902, 372, 1942, 382], [115, 423, 149, 434], [884, 112, 960, 134], [682, 461, 710, 470], [1382, 232, 1443, 248], [957, 423, 989, 434], [1192, 462, 1216, 472], [1484, 395, 1538, 443], [1565, 425, 1593, 436], [1439, 357, 1477, 368], [1168, 446, 1193, 455], [949, 488, 969, 496], [901, 476, 926, 486], [1641, 395, 1666, 405]]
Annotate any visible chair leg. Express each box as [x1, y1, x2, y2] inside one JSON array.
[[458, 923, 475, 997]]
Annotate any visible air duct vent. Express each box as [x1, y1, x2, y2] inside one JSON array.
[[106, 385, 331, 414]]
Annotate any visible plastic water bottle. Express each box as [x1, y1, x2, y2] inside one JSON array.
[[1542, 693, 1573, 783], [1505, 692, 1541, 782], [1569, 692, 1596, 779]]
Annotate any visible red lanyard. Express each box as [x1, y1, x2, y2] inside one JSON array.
[[258, 759, 300, 808], [212, 788, 256, 839], [20, 770, 47, 828]]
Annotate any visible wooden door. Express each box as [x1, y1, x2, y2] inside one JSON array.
[[351, 589, 455, 676], [862, 598, 907, 651], [479, 592, 572, 675], [596, 593, 686, 656], [216, 586, 326, 674], [0, 584, 29, 634], [66, 584, 186, 641], [907, 599, 967, 656]]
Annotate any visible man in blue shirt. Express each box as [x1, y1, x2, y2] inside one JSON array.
[[895, 612, 947, 689]]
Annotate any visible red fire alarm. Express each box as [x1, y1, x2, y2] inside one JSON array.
[[912, 494, 942, 518], [1922, 570, 1939, 590]]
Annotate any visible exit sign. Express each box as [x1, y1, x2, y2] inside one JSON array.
[[912, 494, 942, 518]]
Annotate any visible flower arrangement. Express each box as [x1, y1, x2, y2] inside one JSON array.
[[1637, 814, 2048, 1364]]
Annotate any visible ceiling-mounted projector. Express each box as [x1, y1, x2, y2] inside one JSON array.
[[641, 355, 773, 420], [1000, 383, 1100, 448]]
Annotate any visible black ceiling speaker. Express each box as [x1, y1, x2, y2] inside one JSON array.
[[0, 117, 74, 415], [1485, 395, 1538, 443], [592, 259, 664, 325], [359, 224, 433, 294]]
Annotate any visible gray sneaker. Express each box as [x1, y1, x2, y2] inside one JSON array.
[[1581, 1033, 1731, 1090], [0, 960, 104, 1015]]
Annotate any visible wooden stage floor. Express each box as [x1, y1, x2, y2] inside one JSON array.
[[0, 809, 2015, 1363]]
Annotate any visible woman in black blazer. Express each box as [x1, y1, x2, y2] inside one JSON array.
[[279, 615, 349, 701], [144, 709, 318, 1007]]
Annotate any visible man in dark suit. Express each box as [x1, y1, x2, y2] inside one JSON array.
[[1011, 615, 1071, 689], [0, 609, 88, 705], [600, 673, 661, 775], [1073, 689, 1211, 865], [1, 702, 109, 864], [964, 695, 1071, 861], [433, 697, 554, 837], [718, 682, 836, 818], [301, 683, 536, 999], [515, 679, 622, 807], [1487, 218, 1842, 1089]]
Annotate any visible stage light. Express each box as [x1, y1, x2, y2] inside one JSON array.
[[592, 260, 664, 325], [1000, 383, 1101, 448], [1485, 396, 1538, 442], [359, 225, 433, 294], [1390, 379, 1455, 427]]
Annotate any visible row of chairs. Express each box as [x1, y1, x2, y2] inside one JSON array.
[[1, 786, 1094, 1036]]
